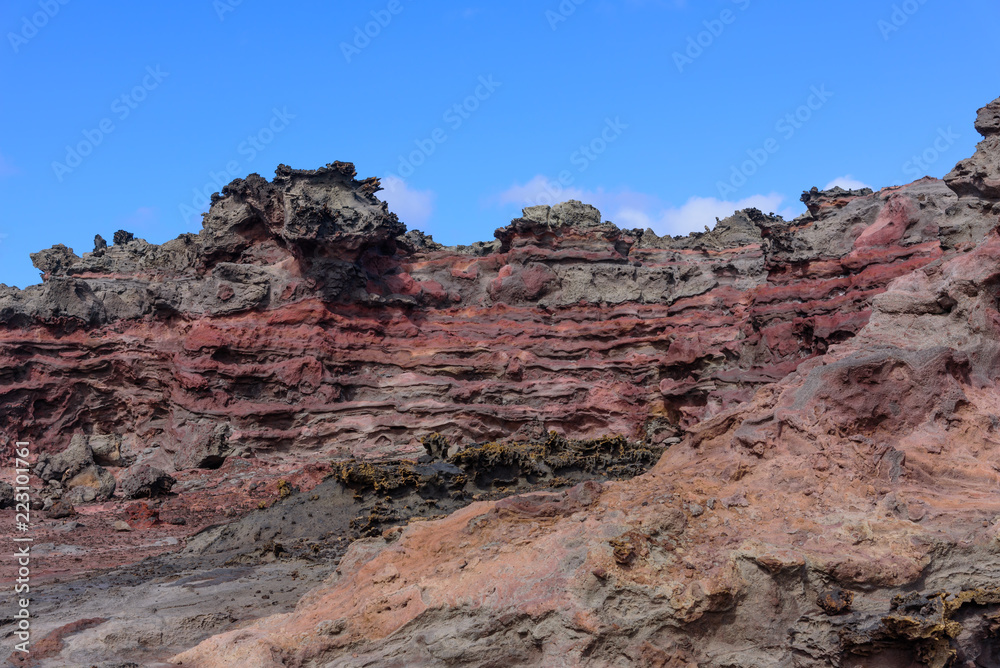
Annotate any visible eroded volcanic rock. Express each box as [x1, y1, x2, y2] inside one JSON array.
[[4, 97, 1000, 667], [172, 98, 1000, 667], [2, 162, 995, 476], [946, 96, 1000, 200]]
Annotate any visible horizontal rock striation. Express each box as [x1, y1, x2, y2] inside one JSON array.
[[1, 164, 996, 475], [175, 96, 1000, 668]]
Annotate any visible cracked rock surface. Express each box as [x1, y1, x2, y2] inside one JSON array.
[[6, 97, 1000, 667]]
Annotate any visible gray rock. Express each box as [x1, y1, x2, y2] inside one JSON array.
[[119, 464, 176, 499], [946, 97, 1000, 200], [29, 243, 79, 276], [35, 435, 94, 483], [0, 481, 13, 509], [63, 464, 117, 503], [3, 162, 406, 325], [521, 200, 603, 229], [55, 520, 83, 532], [399, 229, 443, 252], [170, 423, 235, 470], [90, 434, 135, 468]]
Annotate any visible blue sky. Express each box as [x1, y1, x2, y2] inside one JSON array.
[[1, 0, 998, 288]]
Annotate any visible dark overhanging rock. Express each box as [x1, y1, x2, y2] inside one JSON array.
[[945, 97, 1000, 200]]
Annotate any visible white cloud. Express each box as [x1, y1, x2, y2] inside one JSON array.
[[496, 175, 589, 207], [380, 176, 436, 230], [823, 174, 872, 191], [494, 175, 803, 237], [650, 194, 800, 236]]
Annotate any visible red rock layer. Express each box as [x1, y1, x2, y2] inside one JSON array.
[[178, 221, 1000, 667], [0, 175, 987, 476], [174, 97, 1000, 668]]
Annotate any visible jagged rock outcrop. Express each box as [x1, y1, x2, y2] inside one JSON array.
[[946, 97, 1000, 200], [2, 163, 996, 477], [5, 96, 1000, 668], [171, 96, 1000, 667]]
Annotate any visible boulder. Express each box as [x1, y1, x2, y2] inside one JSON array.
[[118, 464, 176, 499], [63, 465, 117, 504], [0, 481, 13, 509], [35, 435, 94, 483], [47, 499, 76, 519], [89, 434, 134, 468]]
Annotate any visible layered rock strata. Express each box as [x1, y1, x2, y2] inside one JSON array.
[[175, 96, 1000, 668], [4, 93, 1000, 667], [2, 164, 994, 477]]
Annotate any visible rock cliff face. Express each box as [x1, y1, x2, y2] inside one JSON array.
[[170, 97, 1000, 667], [6, 97, 1000, 667], [2, 161, 994, 473]]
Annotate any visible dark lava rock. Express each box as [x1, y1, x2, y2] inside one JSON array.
[[113, 230, 135, 246], [47, 499, 76, 519], [818, 587, 854, 615], [118, 464, 176, 499], [0, 481, 13, 509]]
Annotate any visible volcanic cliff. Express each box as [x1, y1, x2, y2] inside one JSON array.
[[4, 97, 1000, 667]]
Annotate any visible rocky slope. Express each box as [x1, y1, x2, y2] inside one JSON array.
[[171, 97, 1000, 667], [3, 97, 1000, 666], [2, 163, 992, 471]]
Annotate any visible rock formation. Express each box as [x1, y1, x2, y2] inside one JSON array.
[[3, 162, 994, 472], [5, 97, 1000, 667], [946, 97, 1000, 200]]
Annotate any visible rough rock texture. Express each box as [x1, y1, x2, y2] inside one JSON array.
[[177, 235, 1000, 666], [6, 97, 1000, 667], [171, 97, 1000, 667], [946, 97, 1000, 200], [0, 435, 663, 667], [117, 463, 176, 499], [2, 166, 995, 476], [62, 464, 116, 504]]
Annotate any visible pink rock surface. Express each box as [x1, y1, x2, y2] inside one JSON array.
[[176, 226, 1000, 667], [6, 98, 1000, 666], [174, 98, 1000, 667]]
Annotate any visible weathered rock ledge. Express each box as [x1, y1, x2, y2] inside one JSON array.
[[5, 95, 1000, 668], [173, 96, 1000, 667], [3, 159, 996, 474]]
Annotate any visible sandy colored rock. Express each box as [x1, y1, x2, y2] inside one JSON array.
[[63, 464, 116, 503]]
